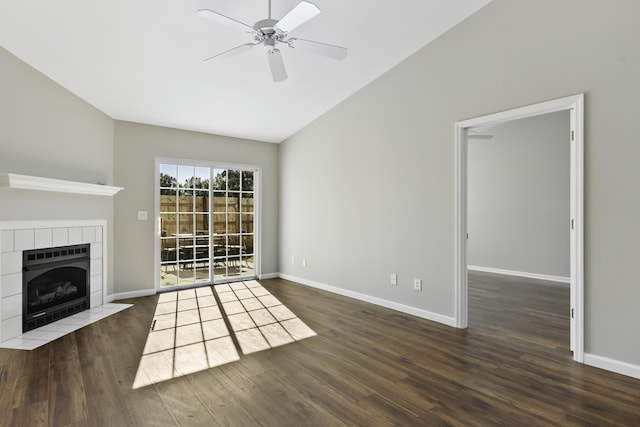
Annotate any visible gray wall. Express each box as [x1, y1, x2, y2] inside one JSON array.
[[113, 121, 279, 295], [0, 46, 116, 294], [279, 0, 640, 365], [467, 111, 570, 278]]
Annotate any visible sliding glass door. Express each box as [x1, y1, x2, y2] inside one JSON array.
[[158, 162, 257, 289]]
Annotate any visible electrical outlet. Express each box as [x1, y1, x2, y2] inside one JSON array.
[[413, 278, 422, 291], [302, 258, 307, 267], [290, 256, 295, 265], [137, 210, 148, 221], [390, 274, 398, 286]]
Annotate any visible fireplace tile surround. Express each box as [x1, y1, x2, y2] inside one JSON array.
[[0, 219, 113, 346]]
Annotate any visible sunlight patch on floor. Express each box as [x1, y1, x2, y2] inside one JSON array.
[[133, 281, 315, 389], [216, 281, 316, 355]]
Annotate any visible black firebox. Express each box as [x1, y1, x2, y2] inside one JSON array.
[[22, 244, 90, 332]]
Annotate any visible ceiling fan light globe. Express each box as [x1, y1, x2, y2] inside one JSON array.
[[264, 38, 276, 51]]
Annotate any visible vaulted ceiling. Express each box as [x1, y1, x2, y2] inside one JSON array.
[[0, 0, 492, 143]]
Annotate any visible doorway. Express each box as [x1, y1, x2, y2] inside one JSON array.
[[454, 94, 584, 362], [155, 160, 260, 291]]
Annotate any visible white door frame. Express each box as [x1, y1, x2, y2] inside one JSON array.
[[454, 94, 584, 362]]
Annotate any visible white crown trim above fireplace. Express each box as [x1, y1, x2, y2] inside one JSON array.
[[0, 219, 108, 343], [0, 173, 123, 196]]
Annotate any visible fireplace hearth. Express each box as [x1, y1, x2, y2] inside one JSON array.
[[22, 244, 90, 332]]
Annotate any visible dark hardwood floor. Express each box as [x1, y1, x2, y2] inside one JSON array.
[[1, 273, 639, 426]]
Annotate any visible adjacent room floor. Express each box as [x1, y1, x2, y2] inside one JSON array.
[[1, 274, 639, 426]]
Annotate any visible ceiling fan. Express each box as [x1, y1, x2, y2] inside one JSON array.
[[197, 0, 347, 82]]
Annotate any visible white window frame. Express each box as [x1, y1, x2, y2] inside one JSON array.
[[154, 157, 261, 291]]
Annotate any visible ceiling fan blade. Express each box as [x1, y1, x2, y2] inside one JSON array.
[[267, 49, 288, 82], [287, 38, 347, 60], [275, 1, 320, 33], [204, 43, 259, 62], [197, 9, 256, 34]]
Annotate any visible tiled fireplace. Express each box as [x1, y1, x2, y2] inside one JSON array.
[[0, 220, 108, 344]]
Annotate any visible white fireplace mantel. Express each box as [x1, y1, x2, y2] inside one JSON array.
[[0, 173, 123, 196]]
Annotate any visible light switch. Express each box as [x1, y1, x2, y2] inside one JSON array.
[[137, 211, 148, 221]]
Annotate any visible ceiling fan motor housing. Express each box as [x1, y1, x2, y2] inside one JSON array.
[[253, 18, 286, 50]]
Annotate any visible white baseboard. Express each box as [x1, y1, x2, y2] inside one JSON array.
[[277, 273, 457, 328], [107, 289, 156, 302], [467, 265, 570, 284], [259, 272, 279, 280], [584, 353, 640, 380]]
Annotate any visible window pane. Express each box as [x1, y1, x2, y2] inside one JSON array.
[[194, 214, 208, 235], [242, 235, 254, 255], [241, 259, 254, 278], [178, 165, 194, 188], [160, 193, 176, 212], [178, 191, 193, 212], [195, 167, 210, 189], [242, 171, 254, 191], [160, 164, 178, 188], [228, 170, 241, 191], [213, 263, 227, 281], [161, 267, 178, 288], [178, 266, 195, 285], [227, 214, 240, 234], [178, 214, 194, 235], [179, 245, 194, 262], [195, 265, 209, 284], [161, 236, 177, 253], [212, 169, 226, 190], [213, 234, 226, 268], [160, 214, 177, 236], [227, 256, 241, 276], [195, 190, 209, 212], [213, 192, 226, 212], [241, 193, 254, 213], [195, 244, 209, 260], [213, 214, 227, 235], [195, 228, 209, 243], [241, 214, 254, 234], [178, 236, 194, 254], [228, 193, 240, 213], [228, 234, 241, 250]]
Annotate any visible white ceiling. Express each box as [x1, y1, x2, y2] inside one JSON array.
[[0, 0, 492, 143]]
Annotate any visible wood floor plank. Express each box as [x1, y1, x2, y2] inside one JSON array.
[[46, 334, 89, 426], [6, 400, 48, 427], [154, 377, 219, 427], [1, 273, 639, 425], [182, 370, 262, 427], [279, 369, 369, 426]]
